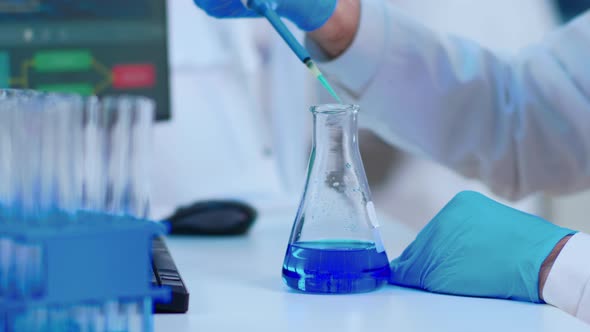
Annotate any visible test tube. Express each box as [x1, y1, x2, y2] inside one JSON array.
[[72, 304, 99, 332], [104, 300, 129, 332], [27, 242, 44, 298], [142, 296, 154, 332], [0, 238, 13, 297], [121, 298, 151, 332], [0, 94, 13, 295], [103, 97, 133, 215], [89, 303, 107, 332], [47, 306, 70, 331], [127, 97, 155, 218], [0, 313, 5, 332], [13, 240, 45, 299], [126, 301, 143, 332], [72, 303, 105, 332], [59, 94, 84, 214], [39, 93, 59, 213], [101, 96, 155, 218], [0, 90, 17, 217], [12, 90, 45, 219], [40, 93, 85, 214], [33, 308, 49, 331], [82, 96, 108, 212], [13, 307, 48, 331]]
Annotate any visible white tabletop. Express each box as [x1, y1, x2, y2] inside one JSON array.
[[154, 209, 590, 332]]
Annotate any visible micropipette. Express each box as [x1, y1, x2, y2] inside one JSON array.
[[243, 0, 343, 103]]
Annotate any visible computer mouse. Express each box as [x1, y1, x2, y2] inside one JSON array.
[[164, 200, 257, 236]]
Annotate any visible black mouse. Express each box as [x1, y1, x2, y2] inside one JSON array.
[[164, 200, 257, 236]]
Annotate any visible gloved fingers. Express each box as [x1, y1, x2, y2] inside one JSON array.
[[193, 0, 258, 18], [388, 191, 490, 289], [276, 0, 338, 31], [388, 191, 578, 303], [193, 0, 338, 32], [389, 256, 419, 287]]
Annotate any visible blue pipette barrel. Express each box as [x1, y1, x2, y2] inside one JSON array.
[[248, 0, 343, 102], [249, 0, 311, 64]]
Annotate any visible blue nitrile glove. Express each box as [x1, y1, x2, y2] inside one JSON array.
[[390, 191, 577, 303], [193, 0, 337, 31]]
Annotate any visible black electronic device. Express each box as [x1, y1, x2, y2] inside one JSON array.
[[152, 236, 190, 314], [0, 0, 171, 120], [166, 200, 258, 236], [555, 0, 590, 22], [152, 200, 257, 313]]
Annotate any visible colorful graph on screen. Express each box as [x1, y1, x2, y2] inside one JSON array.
[[0, 0, 170, 120]]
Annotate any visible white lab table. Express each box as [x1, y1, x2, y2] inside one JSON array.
[[154, 209, 590, 332]]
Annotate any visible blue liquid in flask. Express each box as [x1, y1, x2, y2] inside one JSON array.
[[282, 240, 390, 294]]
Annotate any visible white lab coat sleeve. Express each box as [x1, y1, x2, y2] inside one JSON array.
[[543, 233, 590, 323], [307, 0, 590, 200]]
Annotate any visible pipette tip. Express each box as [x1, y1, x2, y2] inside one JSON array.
[[305, 60, 343, 103]]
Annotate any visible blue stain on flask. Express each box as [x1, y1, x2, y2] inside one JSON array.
[[282, 105, 391, 294]]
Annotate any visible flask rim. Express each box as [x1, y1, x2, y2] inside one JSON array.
[[310, 104, 359, 115]]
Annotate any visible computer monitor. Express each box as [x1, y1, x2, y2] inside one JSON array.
[[0, 0, 171, 120]]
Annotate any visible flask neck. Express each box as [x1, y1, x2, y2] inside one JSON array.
[[312, 106, 359, 155]]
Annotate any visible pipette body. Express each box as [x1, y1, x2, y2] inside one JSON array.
[[244, 0, 342, 103]]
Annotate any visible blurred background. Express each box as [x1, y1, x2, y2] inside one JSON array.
[[2, 0, 590, 232]]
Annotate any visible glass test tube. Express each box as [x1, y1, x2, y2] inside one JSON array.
[[0, 90, 16, 217], [103, 97, 132, 215], [0, 313, 5, 332], [0, 91, 157, 332], [13, 90, 44, 219], [101, 96, 154, 218], [13, 240, 45, 299], [128, 97, 155, 218], [13, 307, 48, 331], [40, 93, 85, 214], [0, 238, 13, 297], [0, 91, 15, 299], [82, 96, 107, 212]]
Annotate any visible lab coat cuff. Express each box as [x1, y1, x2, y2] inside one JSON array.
[[305, 0, 387, 95], [543, 233, 590, 319]]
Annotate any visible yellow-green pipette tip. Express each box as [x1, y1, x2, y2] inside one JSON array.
[[306, 60, 343, 103]]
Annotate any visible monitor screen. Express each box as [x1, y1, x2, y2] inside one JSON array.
[[0, 0, 171, 120]]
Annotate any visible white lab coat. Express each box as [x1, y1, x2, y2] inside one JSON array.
[[328, 0, 559, 231], [312, 0, 590, 322], [313, 0, 590, 202]]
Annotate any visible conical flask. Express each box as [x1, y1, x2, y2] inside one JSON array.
[[282, 104, 390, 294]]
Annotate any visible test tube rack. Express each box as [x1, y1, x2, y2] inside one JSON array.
[[0, 212, 169, 332]]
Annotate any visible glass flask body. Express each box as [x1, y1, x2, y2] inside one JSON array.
[[282, 104, 390, 294]]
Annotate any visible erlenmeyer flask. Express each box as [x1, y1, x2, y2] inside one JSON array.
[[282, 104, 390, 294]]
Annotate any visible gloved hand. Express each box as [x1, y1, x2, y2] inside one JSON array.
[[193, 0, 338, 31], [390, 191, 576, 303]]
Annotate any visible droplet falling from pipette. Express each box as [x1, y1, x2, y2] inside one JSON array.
[[305, 60, 342, 103]]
